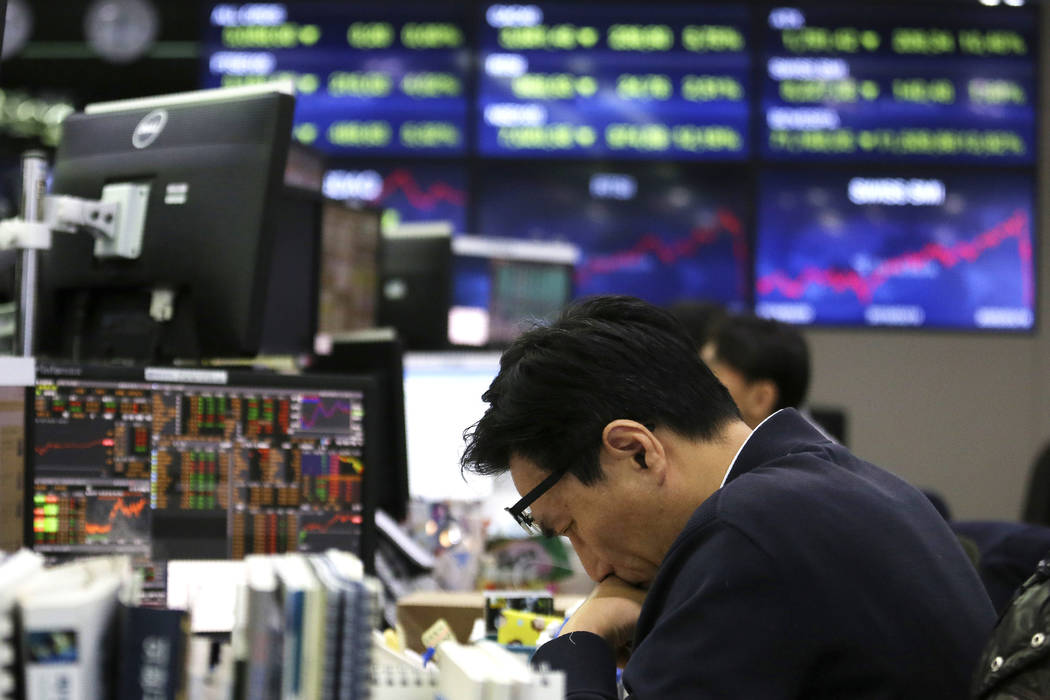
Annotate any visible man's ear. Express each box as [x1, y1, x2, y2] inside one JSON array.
[[736, 379, 778, 427], [602, 420, 664, 478], [747, 379, 779, 421], [603, 419, 648, 454]]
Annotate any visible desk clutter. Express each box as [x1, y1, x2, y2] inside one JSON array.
[[0, 549, 569, 700]]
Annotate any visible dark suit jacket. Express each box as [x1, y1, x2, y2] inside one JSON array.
[[533, 409, 996, 699]]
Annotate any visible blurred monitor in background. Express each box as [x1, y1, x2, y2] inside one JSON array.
[[308, 327, 409, 523], [26, 362, 380, 605], [401, 351, 502, 503], [449, 236, 578, 348], [35, 84, 305, 362], [376, 222, 452, 351], [316, 202, 382, 336]]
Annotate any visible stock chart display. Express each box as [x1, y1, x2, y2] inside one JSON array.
[[477, 3, 751, 159], [201, 3, 470, 156], [29, 368, 370, 567], [197, 2, 1039, 332], [755, 170, 1034, 330], [761, 5, 1036, 163], [322, 161, 468, 233], [31, 381, 154, 557], [476, 163, 751, 307]]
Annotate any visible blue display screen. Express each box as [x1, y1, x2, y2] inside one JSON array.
[[761, 6, 1036, 163], [476, 163, 751, 307], [322, 162, 468, 233], [201, 3, 470, 156], [476, 3, 752, 159], [198, 2, 1039, 333], [755, 170, 1034, 330]]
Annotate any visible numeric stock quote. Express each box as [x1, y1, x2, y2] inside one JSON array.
[[203, 2, 1037, 331]]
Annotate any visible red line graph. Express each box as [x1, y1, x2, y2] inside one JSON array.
[[756, 209, 1031, 305], [302, 512, 361, 533], [575, 209, 748, 297], [35, 437, 114, 456], [84, 496, 148, 535], [299, 398, 351, 430], [377, 168, 466, 210]]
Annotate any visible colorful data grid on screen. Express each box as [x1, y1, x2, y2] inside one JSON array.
[[477, 3, 751, 159], [30, 370, 370, 562], [761, 5, 1036, 164], [755, 170, 1034, 330], [323, 161, 467, 233], [201, 2, 470, 156], [475, 162, 750, 308]]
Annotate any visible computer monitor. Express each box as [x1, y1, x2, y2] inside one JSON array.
[[755, 169, 1036, 330], [401, 351, 502, 503], [449, 236, 578, 347], [316, 201, 383, 336], [25, 362, 378, 603], [322, 162, 469, 234], [36, 84, 303, 362], [376, 224, 453, 350], [307, 328, 410, 522], [475, 161, 752, 310]]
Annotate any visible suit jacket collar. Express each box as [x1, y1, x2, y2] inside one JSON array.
[[724, 408, 832, 487]]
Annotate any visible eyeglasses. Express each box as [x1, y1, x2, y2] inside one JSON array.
[[505, 468, 569, 537], [506, 424, 654, 536]]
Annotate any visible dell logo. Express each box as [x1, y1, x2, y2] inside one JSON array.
[[132, 109, 168, 149]]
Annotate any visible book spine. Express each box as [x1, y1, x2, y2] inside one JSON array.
[[319, 590, 344, 700], [338, 582, 372, 700], [115, 605, 190, 700], [282, 590, 305, 700], [245, 587, 283, 700]]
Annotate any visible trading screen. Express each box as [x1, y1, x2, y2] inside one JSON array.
[[201, 2, 471, 156], [199, 1, 1038, 332], [755, 170, 1034, 330], [760, 5, 1036, 163], [28, 365, 374, 602], [201, 2, 1035, 163], [476, 3, 751, 159], [476, 162, 751, 308], [322, 161, 468, 233]]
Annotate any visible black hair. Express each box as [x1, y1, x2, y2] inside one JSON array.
[[710, 314, 810, 412], [665, 300, 729, 349], [461, 295, 741, 483]]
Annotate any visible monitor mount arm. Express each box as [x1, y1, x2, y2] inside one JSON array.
[[0, 183, 150, 259], [0, 150, 152, 356]]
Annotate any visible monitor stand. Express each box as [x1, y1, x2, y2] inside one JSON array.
[[55, 286, 200, 363]]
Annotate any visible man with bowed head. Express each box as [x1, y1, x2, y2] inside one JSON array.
[[461, 295, 994, 699]]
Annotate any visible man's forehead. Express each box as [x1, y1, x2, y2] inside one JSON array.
[[507, 453, 546, 493]]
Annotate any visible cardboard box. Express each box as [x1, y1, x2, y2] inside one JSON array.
[[396, 591, 582, 654]]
